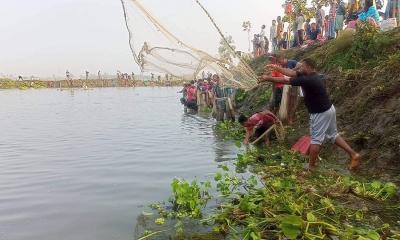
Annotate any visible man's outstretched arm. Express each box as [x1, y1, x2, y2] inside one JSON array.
[[266, 64, 297, 77], [258, 75, 291, 85]]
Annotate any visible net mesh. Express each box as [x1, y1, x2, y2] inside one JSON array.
[[120, 0, 259, 89]]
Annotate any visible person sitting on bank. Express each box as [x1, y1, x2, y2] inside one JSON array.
[[309, 23, 321, 41], [258, 58, 361, 171], [304, 23, 323, 46], [239, 110, 279, 146]]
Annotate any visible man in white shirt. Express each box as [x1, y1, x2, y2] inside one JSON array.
[[296, 11, 306, 45], [270, 20, 277, 52], [259, 25, 266, 55], [316, 5, 326, 35]]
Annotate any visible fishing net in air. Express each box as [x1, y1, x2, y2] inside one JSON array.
[[120, 0, 259, 90]]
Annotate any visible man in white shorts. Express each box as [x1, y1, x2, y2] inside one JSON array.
[[258, 58, 361, 171]]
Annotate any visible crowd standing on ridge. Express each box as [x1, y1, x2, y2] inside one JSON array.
[[60, 70, 174, 83], [263, 0, 400, 54]]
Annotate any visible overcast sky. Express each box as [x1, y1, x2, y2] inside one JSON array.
[[0, 0, 287, 78]]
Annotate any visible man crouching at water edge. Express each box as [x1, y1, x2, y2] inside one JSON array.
[[239, 111, 278, 146], [258, 58, 361, 171]]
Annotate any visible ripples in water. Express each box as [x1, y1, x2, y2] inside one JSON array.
[[0, 87, 237, 240]]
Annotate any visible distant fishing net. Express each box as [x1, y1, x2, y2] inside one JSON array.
[[120, 0, 259, 90]]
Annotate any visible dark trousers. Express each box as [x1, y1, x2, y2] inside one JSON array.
[[298, 29, 304, 45]]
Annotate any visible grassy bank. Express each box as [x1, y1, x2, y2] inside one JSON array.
[[239, 26, 400, 177], [0, 78, 184, 89]]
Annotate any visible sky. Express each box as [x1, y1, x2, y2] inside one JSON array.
[[0, 0, 287, 79]]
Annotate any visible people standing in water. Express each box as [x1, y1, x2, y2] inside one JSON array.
[[239, 110, 279, 146], [212, 74, 234, 121], [258, 58, 361, 171], [184, 81, 198, 112], [179, 82, 198, 112], [179, 82, 189, 106]]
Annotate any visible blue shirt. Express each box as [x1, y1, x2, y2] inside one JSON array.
[[310, 28, 321, 40], [287, 60, 298, 69], [358, 6, 380, 23]]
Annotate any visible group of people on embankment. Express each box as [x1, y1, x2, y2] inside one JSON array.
[[254, 0, 399, 56]]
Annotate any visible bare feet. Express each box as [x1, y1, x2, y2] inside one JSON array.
[[308, 164, 317, 172], [305, 161, 318, 172], [349, 153, 361, 171]]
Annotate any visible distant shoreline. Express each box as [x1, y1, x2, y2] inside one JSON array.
[[0, 79, 184, 89]]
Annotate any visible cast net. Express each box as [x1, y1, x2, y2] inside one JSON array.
[[120, 0, 259, 89]]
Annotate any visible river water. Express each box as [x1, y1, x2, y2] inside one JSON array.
[[0, 87, 237, 240]]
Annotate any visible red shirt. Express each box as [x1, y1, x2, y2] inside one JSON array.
[[202, 83, 210, 92], [186, 86, 197, 101], [245, 112, 276, 131], [272, 71, 284, 89]]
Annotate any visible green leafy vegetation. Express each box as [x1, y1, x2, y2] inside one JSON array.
[[200, 106, 212, 114], [215, 121, 245, 141], [234, 88, 249, 105], [145, 146, 399, 239]]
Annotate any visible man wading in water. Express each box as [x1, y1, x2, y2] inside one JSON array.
[[258, 58, 361, 171]]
